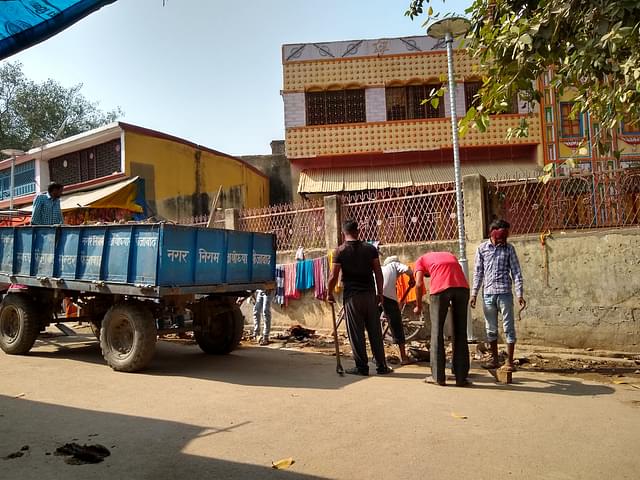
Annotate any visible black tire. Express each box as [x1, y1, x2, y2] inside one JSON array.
[[193, 300, 244, 355], [382, 308, 426, 344], [0, 294, 41, 355], [90, 321, 101, 341], [100, 303, 157, 372]]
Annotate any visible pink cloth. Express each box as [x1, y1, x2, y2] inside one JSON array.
[[284, 263, 300, 302], [313, 256, 328, 300]]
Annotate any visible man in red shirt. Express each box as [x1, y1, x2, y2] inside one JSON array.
[[414, 251, 470, 386]]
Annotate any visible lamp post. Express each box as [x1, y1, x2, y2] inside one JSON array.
[[427, 17, 476, 342], [1, 148, 26, 212]]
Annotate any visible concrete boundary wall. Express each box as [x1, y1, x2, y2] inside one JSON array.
[[237, 175, 640, 351]]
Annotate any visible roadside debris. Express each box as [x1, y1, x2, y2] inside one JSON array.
[[272, 457, 295, 469], [54, 443, 110, 465], [451, 413, 468, 420]]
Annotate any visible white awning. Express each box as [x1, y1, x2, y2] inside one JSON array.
[[298, 162, 541, 193]]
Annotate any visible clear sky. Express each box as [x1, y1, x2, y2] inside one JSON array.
[[8, 0, 469, 155]]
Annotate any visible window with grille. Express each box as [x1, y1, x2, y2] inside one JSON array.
[[559, 102, 583, 138], [305, 89, 366, 125], [464, 81, 482, 111], [0, 160, 36, 199], [385, 85, 444, 120]]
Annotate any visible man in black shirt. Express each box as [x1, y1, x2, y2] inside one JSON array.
[[328, 219, 392, 376]]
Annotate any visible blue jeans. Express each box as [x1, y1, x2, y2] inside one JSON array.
[[483, 293, 516, 344], [253, 290, 271, 339]]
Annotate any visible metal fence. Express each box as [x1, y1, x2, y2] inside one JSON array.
[[177, 211, 225, 229], [341, 185, 459, 243], [238, 199, 326, 251], [488, 169, 640, 235]]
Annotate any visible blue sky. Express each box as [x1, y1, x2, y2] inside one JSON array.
[[9, 0, 469, 155]]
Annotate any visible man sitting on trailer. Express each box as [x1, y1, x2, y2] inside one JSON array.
[[31, 182, 64, 226]]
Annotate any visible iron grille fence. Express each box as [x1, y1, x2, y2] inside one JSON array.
[[488, 169, 640, 234], [177, 211, 225, 229], [341, 185, 459, 243], [238, 199, 326, 251]]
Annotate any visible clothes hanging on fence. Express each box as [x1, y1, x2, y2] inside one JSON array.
[[313, 256, 329, 300], [327, 250, 342, 294], [295, 259, 315, 291], [284, 263, 300, 301], [275, 264, 286, 305], [395, 261, 417, 303]]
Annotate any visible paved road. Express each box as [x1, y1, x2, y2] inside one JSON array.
[[1, 333, 639, 479]]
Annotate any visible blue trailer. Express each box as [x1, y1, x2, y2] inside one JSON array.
[[0, 223, 276, 372]]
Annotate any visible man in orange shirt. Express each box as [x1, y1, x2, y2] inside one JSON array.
[[414, 251, 470, 387]]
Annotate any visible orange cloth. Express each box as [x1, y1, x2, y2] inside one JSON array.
[[395, 262, 417, 304], [63, 298, 78, 318]]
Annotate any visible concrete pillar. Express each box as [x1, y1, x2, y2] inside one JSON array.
[[323, 195, 342, 250], [225, 208, 239, 230], [462, 174, 488, 242]]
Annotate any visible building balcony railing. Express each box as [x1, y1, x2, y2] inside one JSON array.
[[285, 114, 541, 159]]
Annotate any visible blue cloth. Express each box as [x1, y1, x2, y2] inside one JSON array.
[[471, 241, 524, 298], [483, 293, 516, 344], [295, 259, 314, 291], [0, 1, 117, 60], [31, 192, 63, 225]]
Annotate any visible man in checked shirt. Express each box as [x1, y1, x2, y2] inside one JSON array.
[[470, 219, 526, 372]]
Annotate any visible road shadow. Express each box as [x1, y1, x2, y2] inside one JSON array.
[[25, 335, 371, 390], [28, 334, 106, 366], [0, 395, 329, 480], [467, 371, 616, 397]]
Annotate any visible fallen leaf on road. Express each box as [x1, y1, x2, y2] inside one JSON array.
[[451, 413, 468, 420], [612, 380, 629, 385], [272, 457, 295, 469]]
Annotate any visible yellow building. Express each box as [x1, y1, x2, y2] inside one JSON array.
[[0, 122, 269, 222], [282, 36, 544, 197]]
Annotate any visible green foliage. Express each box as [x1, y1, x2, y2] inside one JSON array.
[[406, 0, 640, 156], [0, 62, 122, 152]]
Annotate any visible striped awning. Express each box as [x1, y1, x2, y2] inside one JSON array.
[[298, 162, 541, 193]]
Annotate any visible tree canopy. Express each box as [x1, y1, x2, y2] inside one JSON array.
[[0, 61, 122, 153], [406, 0, 640, 156]]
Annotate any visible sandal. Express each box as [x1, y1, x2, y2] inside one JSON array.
[[424, 376, 446, 386], [376, 366, 394, 375], [401, 355, 419, 366]]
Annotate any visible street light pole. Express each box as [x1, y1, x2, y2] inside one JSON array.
[[428, 17, 476, 342], [9, 155, 15, 210]]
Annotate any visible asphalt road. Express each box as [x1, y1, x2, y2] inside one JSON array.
[[1, 332, 639, 479]]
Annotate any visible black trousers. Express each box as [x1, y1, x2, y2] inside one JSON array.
[[344, 292, 387, 372], [381, 296, 405, 344], [430, 287, 470, 383]]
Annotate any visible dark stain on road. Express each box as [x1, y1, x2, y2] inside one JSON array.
[[55, 443, 111, 465]]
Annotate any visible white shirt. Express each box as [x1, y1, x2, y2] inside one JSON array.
[[381, 258, 412, 301]]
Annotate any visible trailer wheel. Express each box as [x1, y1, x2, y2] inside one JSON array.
[[0, 294, 41, 355], [194, 301, 244, 355], [90, 321, 101, 341], [100, 303, 156, 372]]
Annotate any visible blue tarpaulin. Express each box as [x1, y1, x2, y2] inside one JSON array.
[[0, 0, 117, 60]]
